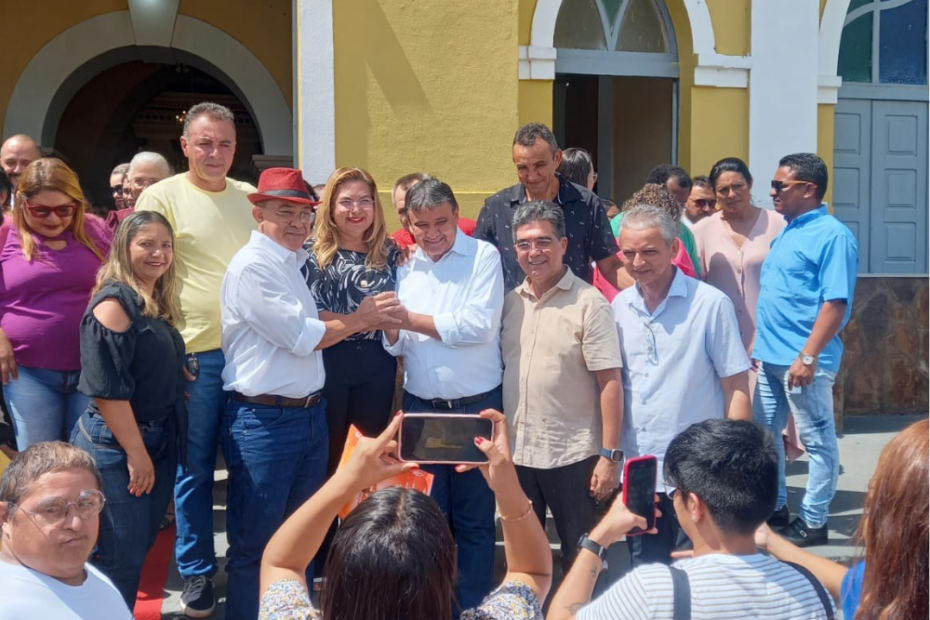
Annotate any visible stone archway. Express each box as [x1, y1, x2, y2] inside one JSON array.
[[3, 10, 292, 161]]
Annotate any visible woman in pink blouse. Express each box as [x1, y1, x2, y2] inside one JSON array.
[[0, 158, 112, 449], [692, 158, 803, 487]]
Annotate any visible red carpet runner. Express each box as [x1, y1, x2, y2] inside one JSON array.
[[133, 525, 175, 620]]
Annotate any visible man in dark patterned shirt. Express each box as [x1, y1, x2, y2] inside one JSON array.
[[475, 123, 628, 292]]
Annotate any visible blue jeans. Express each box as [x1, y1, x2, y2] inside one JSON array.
[[72, 412, 176, 607], [174, 349, 227, 579], [4, 366, 88, 450], [222, 398, 329, 620], [753, 363, 839, 528], [403, 386, 501, 615]]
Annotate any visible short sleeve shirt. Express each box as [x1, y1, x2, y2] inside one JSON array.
[[475, 176, 618, 290], [612, 269, 750, 486], [302, 239, 400, 342], [754, 206, 859, 373], [502, 268, 622, 469]]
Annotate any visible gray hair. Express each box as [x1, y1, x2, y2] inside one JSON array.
[[513, 123, 559, 154], [405, 177, 459, 214], [111, 163, 130, 178], [182, 102, 236, 138], [128, 151, 172, 179], [0, 442, 102, 511], [620, 203, 678, 246], [512, 200, 565, 242]]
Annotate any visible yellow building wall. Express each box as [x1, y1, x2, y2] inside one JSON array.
[[333, 0, 521, 228], [818, 103, 836, 210], [0, 0, 129, 132], [689, 87, 750, 177], [179, 0, 292, 109], [706, 0, 751, 55], [519, 81, 553, 127]]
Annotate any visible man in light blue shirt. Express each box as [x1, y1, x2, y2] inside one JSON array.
[[611, 204, 751, 570], [754, 153, 859, 548]]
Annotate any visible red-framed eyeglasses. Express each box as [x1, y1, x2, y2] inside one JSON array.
[[24, 200, 77, 219]]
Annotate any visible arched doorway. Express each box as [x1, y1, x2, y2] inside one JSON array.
[[551, 0, 679, 204], [50, 61, 262, 211]]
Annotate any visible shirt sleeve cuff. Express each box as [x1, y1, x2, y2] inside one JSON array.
[[292, 317, 326, 356], [432, 312, 458, 344], [383, 330, 405, 356]]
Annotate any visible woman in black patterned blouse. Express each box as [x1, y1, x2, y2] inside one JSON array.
[[304, 167, 402, 474]]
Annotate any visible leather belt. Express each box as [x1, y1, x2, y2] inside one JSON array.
[[414, 390, 494, 411], [233, 391, 322, 409]]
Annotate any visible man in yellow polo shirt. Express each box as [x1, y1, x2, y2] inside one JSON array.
[[135, 101, 256, 618]]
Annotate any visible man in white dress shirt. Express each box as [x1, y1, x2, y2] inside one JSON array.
[[383, 177, 504, 615], [220, 168, 403, 620]]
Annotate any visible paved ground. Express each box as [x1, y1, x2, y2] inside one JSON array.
[[159, 413, 926, 619]]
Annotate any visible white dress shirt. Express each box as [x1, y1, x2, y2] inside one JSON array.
[[221, 231, 326, 397], [384, 231, 504, 400]]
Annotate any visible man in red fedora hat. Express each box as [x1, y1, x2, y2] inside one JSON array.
[[219, 167, 405, 620]]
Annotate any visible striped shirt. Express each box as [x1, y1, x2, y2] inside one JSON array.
[[578, 554, 834, 620]]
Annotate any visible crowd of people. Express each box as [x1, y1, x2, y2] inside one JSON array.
[[0, 101, 924, 620]]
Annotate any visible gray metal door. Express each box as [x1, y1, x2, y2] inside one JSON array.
[[869, 101, 929, 273], [833, 99, 871, 273]]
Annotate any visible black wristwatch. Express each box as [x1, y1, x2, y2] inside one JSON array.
[[599, 448, 624, 462], [578, 534, 608, 572]]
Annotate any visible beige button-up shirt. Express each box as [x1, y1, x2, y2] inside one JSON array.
[[502, 268, 623, 469]]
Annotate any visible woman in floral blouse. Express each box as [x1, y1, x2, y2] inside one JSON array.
[[258, 411, 551, 620]]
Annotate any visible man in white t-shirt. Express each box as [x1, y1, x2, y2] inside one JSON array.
[[548, 419, 835, 620], [0, 442, 132, 619]]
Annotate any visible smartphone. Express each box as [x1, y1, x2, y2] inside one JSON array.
[[398, 413, 494, 464], [622, 455, 657, 535], [185, 354, 200, 380]]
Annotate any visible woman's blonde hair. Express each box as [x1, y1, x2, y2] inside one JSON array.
[[13, 158, 104, 263], [92, 211, 182, 327], [313, 167, 389, 271]]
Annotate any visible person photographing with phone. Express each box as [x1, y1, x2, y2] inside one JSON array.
[[258, 410, 552, 620], [548, 419, 835, 620]]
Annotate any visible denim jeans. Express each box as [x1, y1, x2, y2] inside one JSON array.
[[222, 398, 329, 620], [4, 366, 89, 450], [403, 386, 501, 616], [174, 349, 227, 579], [754, 362, 839, 528], [71, 412, 176, 607]]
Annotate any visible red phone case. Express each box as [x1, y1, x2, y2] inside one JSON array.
[[622, 455, 657, 536]]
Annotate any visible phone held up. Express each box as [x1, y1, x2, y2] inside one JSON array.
[[398, 413, 494, 465], [622, 455, 657, 535]]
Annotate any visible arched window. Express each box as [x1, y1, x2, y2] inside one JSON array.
[[838, 0, 928, 85], [554, 0, 672, 53]]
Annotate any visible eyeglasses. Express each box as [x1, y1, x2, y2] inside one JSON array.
[[663, 485, 679, 499], [8, 489, 106, 527], [716, 182, 747, 197], [514, 238, 555, 253], [336, 198, 375, 211], [267, 208, 314, 223], [24, 200, 77, 219], [643, 322, 658, 365], [693, 198, 716, 209], [770, 179, 814, 193], [111, 185, 123, 197], [131, 177, 162, 189]]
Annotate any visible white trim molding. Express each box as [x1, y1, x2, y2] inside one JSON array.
[[3, 10, 293, 157], [818, 0, 852, 105], [295, 0, 335, 183], [519, 45, 557, 80], [818, 74, 844, 104], [693, 53, 752, 88]]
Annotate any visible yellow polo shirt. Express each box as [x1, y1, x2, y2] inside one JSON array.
[[135, 173, 257, 353]]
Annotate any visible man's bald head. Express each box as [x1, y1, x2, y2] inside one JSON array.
[[1, 135, 42, 188]]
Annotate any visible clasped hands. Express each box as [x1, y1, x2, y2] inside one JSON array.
[[353, 292, 412, 330]]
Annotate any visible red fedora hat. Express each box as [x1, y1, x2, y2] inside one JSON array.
[[248, 168, 319, 206]]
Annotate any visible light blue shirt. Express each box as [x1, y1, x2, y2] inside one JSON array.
[[612, 269, 750, 486], [384, 231, 504, 400], [754, 205, 859, 373]]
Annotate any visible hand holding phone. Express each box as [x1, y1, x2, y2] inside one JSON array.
[[622, 455, 658, 536], [399, 413, 494, 465]]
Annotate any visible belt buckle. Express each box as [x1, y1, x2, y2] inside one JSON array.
[[304, 394, 315, 408], [446, 400, 454, 409]]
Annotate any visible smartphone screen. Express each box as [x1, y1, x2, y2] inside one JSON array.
[[399, 414, 493, 464], [623, 456, 657, 535]]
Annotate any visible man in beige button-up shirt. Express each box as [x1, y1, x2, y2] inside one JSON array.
[[501, 200, 624, 575]]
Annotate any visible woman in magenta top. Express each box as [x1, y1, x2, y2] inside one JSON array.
[[0, 158, 112, 449]]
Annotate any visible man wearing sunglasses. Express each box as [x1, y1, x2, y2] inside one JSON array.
[[611, 203, 751, 571], [753, 153, 859, 548], [109, 163, 130, 211]]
